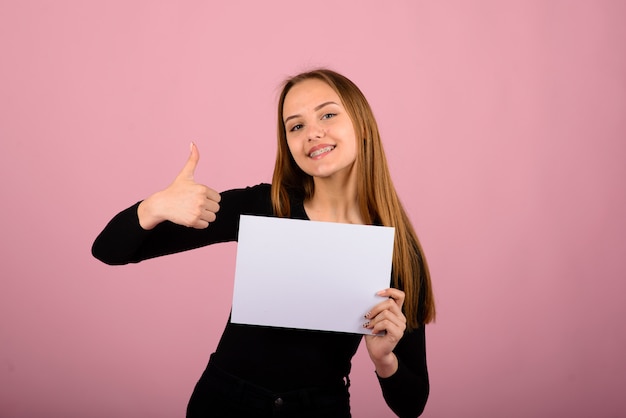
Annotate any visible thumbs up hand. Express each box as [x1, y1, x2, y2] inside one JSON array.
[[137, 143, 221, 230]]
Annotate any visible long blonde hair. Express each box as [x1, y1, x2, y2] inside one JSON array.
[[271, 69, 435, 329]]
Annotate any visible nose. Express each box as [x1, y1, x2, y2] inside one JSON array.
[[306, 123, 325, 141]]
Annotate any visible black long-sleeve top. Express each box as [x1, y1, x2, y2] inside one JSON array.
[[92, 183, 429, 417]]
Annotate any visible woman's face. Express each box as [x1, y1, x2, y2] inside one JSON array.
[[282, 78, 358, 181]]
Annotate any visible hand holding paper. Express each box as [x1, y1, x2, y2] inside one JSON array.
[[363, 287, 408, 377]]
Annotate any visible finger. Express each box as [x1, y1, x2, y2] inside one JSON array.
[[202, 208, 218, 223], [197, 187, 221, 214], [204, 187, 222, 204], [364, 291, 405, 319], [187, 210, 216, 229], [190, 219, 210, 229], [203, 199, 220, 215], [377, 288, 405, 308], [177, 142, 200, 181], [365, 298, 402, 320], [364, 314, 405, 341], [188, 200, 218, 225], [370, 305, 407, 327], [370, 319, 405, 339], [364, 312, 406, 336], [367, 307, 406, 329]]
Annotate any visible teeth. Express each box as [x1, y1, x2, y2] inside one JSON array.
[[309, 146, 334, 158]]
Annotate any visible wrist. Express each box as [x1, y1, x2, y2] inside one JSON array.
[[373, 353, 398, 378], [137, 194, 164, 230]]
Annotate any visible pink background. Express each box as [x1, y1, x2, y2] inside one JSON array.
[[1, 1, 625, 417]]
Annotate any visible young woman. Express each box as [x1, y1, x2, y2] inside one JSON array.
[[92, 69, 435, 418]]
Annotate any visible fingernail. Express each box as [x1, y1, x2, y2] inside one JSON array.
[[362, 321, 370, 328], [364, 312, 371, 319]]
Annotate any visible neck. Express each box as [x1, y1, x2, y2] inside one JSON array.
[[305, 173, 363, 224]]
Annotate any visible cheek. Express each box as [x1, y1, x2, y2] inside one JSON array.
[[339, 128, 359, 153], [335, 124, 357, 142]]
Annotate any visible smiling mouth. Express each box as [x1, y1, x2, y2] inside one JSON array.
[[309, 145, 335, 158]]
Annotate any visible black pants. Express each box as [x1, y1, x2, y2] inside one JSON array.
[[186, 360, 351, 418]]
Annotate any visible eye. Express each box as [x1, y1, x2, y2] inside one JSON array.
[[321, 113, 337, 120], [289, 124, 303, 132]]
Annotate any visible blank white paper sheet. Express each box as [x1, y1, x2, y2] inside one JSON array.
[[231, 215, 395, 334]]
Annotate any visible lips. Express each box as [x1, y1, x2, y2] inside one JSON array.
[[308, 145, 335, 158]]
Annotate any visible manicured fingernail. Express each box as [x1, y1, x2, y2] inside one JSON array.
[[364, 312, 371, 319], [362, 321, 370, 328]]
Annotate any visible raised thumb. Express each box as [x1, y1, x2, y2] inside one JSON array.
[[178, 142, 200, 180]]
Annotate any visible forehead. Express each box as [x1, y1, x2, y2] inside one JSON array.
[[283, 79, 342, 116]]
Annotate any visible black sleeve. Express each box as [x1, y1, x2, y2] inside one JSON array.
[[91, 184, 272, 265], [377, 325, 430, 418]]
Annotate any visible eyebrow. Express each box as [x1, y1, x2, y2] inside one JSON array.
[[283, 101, 339, 125]]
